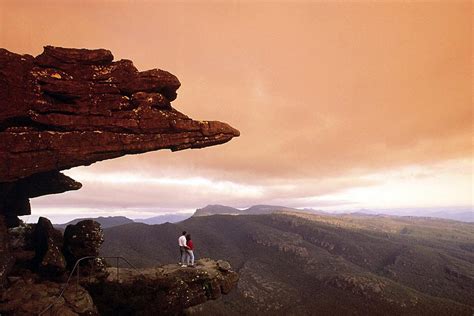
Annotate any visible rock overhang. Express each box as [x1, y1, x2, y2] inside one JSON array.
[[0, 46, 239, 220]]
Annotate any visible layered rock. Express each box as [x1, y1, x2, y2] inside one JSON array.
[[0, 46, 240, 309], [0, 46, 239, 221], [86, 258, 239, 315], [3, 218, 240, 314], [0, 172, 81, 227]]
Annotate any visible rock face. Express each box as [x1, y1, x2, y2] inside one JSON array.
[[0, 46, 239, 221], [33, 217, 67, 276], [85, 258, 239, 315], [0, 277, 98, 316], [2, 216, 239, 315], [63, 220, 105, 272], [0, 46, 239, 314], [0, 172, 82, 227], [0, 216, 14, 285]]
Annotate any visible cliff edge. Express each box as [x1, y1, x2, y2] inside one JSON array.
[[0, 46, 240, 314], [0, 46, 239, 225]]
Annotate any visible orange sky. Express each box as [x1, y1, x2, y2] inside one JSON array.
[[1, 0, 472, 222]]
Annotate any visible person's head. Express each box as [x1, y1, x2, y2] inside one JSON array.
[[182, 231, 186, 236], [186, 234, 191, 241]]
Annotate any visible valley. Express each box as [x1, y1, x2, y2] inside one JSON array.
[[100, 211, 474, 315]]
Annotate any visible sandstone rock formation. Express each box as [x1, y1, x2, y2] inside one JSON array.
[[0, 46, 239, 223], [0, 277, 98, 316], [33, 217, 67, 276], [86, 258, 239, 315], [0, 46, 239, 315], [2, 216, 239, 315], [63, 220, 105, 272], [0, 216, 14, 284]]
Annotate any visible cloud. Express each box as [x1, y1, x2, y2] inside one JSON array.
[[3, 1, 472, 217], [32, 169, 375, 211], [30, 158, 471, 218]]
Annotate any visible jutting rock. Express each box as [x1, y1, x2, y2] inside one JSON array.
[[0, 46, 239, 225], [0, 46, 240, 311]]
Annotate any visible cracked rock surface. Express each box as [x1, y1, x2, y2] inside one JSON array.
[[0, 46, 239, 219], [0, 46, 239, 287], [86, 258, 239, 315]]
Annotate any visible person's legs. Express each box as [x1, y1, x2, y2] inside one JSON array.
[[184, 250, 190, 267], [187, 250, 194, 266], [180, 246, 187, 265]]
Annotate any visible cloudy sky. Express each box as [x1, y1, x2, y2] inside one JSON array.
[[1, 1, 472, 223]]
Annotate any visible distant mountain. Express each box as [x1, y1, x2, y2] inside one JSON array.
[[100, 211, 474, 315], [353, 208, 474, 223], [193, 205, 240, 216], [55, 216, 134, 230], [193, 204, 300, 217], [134, 213, 191, 225], [55, 213, 192, 230], [426, 211, 473, 222], [246, 204, 299, 213]]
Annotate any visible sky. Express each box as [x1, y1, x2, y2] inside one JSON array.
[[0, 0, 472, 223]]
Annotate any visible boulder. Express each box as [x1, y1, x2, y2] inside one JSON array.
[[63, 220, 105, 272], [216, 259, 232, 272], [33, 217, 66, 276]]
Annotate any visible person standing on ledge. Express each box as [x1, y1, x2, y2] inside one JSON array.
[[185, 234, 195, 267], [178, 231, 187, 267]]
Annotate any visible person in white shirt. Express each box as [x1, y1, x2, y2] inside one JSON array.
[[178, 231, 187, 267]]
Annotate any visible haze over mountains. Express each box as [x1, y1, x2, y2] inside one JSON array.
[[98, 209, 474, 315], [351, 207, 473, 223], [52, 204, 472, 227], [54, 214, 192, 230], [50, 205, 474, 314], [193, 204, 300, 217]]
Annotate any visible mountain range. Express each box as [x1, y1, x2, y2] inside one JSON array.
[[193, 204, 302, 217], [54, 214, 192, 230], [353, 208, 473, 223], [53, 205, 473, 230], [97, 207, 474, 315]]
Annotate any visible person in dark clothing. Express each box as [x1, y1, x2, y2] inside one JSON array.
[[185, 234, 194, 267]]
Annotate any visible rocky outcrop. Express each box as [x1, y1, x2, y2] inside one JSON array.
[[0, 46, 239, 221], [0, 276, 98, 315], [0, 46, 240, 313], [6, 223, 36, 273], [0, 216, 14, 285], [0, 258, 238, 316], [63, 220, 105, 272], [33, 217, 67, 277], [7, 218, 103, 278], [85, 258, 239, 315], [2, 217, 239, 315], [0, 172, 82, 227]]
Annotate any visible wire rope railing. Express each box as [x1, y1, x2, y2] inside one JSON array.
[[39, 256, 140, 315]]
